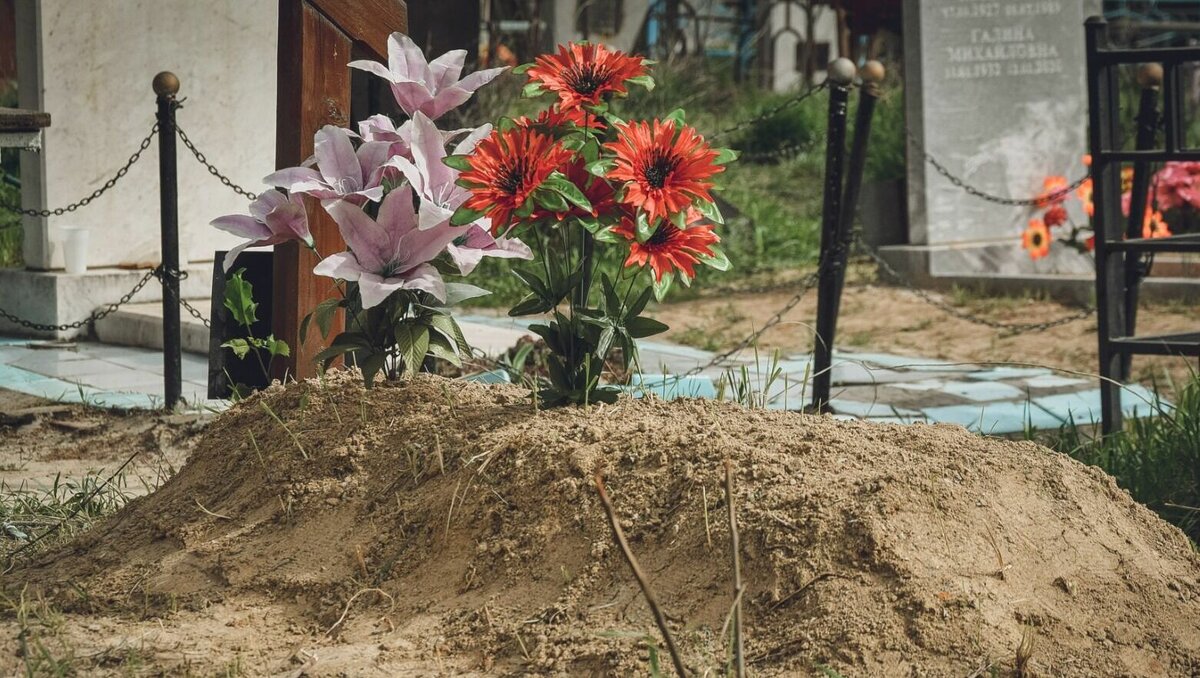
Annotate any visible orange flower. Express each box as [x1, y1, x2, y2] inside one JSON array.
[[514, 104, 605, 133], [526, 43, 647, 110], [460, 127, 572, 232], [1077, 178, 1094, 217], [1121, 166, 1135, 194], [612, 211, 719, 282], [1022, 219, 1051, 260], [605, 119, 723, 225], [1036, 176, 1069, 207], [1082, 154, 1092, 167], [1142, 209, 1172, 239]]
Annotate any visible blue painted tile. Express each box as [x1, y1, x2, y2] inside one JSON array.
[[1023, 374, 1090, 389], [921, 400, 1063, 434], [940, 380, 1026, 402], [830, 399, 920, 418], [629, 374, 717, 400]]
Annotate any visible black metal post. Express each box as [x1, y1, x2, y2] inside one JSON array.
[[810, 59, 856, 413], [1086, 18, 1127, 436], [154, 72, 182, 410], [1120, 65, 1162, 380]]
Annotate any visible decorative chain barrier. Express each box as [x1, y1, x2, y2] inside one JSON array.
[[175, 123, 258, 201], [709, 82, 828, 142], [855, 235, 1096, 334], [906, 129, 1091, 206], [0, 122, 160, 220]]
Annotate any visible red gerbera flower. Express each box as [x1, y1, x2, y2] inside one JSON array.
[[515, 105, 606, 134], [612, 210, 720, 282], [526, 43, 647, 110], [606, 120, 723, 225], [459, 127, 572, 233]]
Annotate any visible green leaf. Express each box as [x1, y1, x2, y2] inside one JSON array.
[[314, 297, 341, 339], [626, 316, 669, 338], [451, 205, 486, 226], [664, 108, 687, 127], [512, 268, 552, 301], [544, 174, 593, 212], [429, 313, 472, 355], [592, 225, 619, 243], [221, 338, 251, 360], [699, 247, 732, 272], [223, 269, 258, 328], [586, 158, 616, 177], [394, 323, 431, 376], [669, 209, 689, 228], [535, 187, 570, 213], [443, 154, 474, 171], [521, 81, 546, 98], [263, 335, 291, 358], [626, 285, 654, 319], [511, 61, 535, 75], [713, 147, 739, 165], [694, 198, 724, 225], [626, 74, 655, 91], [359, 352, 387, 388], [443, 282, 491, 306], [635, 211, 654, 243], [652, 271, 674, 301], [509, 295, 553, 317], [426, 332, 462, 367]]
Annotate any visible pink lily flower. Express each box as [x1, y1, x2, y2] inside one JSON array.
[[314, 186, 466, 309], [210, 189, 311, 272], [447, 225, 533, 276], [264, 125, 390, 204], [388, 111, 491, 230], [348, 33, 506, 120]]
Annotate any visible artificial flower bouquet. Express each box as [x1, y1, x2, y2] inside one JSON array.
[[211, 36, 735, 405], [449, 43, 736, 406]]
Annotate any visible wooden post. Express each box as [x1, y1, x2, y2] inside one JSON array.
[[272, 0, 407, 380]]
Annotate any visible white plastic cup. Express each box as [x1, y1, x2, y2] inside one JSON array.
[[61, 227, 90, 274]]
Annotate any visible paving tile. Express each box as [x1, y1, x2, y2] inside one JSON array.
[[965, 367, 1052, 381], [831, 362, 936, 386], [829, 399, 921, 418], [14, 356, 138, 380], [832, 351, 948, 369], [892, 379, 950, 392], [938, 380, 1026, 402], [630, 374, 717, 400], [1030, 390, 1103, 424], [1023, 374, 1090, 389], [921, 400, 1063, 435]]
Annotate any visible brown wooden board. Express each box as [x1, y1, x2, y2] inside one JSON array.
[[271, 0, 407, 380]]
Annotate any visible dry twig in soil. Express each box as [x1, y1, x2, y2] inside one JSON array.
[[725, 459, 746, 678]]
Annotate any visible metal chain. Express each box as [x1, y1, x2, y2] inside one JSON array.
[[0, 123, 159, 217], [175, 124, 258, 201], [710, 82, 829, 142], [856, 236, 1096, 334], [162, 278, 212, 329], [0, 268, 158, 332], [907, 129, 1091, 206]]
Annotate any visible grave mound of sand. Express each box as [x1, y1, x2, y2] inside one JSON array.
[[10, 373, 1199, 676]]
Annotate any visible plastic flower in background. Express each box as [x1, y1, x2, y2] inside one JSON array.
[[606, 119, 723, 224], [349, 33, 506, 120], [1077, 178, 1094, 217], [525, 42, 648, 109], [314, 186, 464, 308], [1153, 162, 1200, 211], [1043, 203, 1068, 228], [1142, 209, 1172, 239], [1022, 219, 1051, 260], [1036, 175, 1069, 207], [612, 210, 720, 282], [211, 189, 312, 272], [265, 126, 389, 204], [458, 127, 572, 232]]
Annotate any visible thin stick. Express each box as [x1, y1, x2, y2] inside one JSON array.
[[701, 486, 713, 549], [724, 459, 745, 678], [593, 473, 688, 678], [324, 587, 395, 637], [193, 497, 232, 520]]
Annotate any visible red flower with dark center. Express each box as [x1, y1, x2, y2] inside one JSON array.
[[526, 43, 647, 110], [1022, 219, 1051, 260], [1043, 204, 1068, 228], [612, 210, 720, 282], [459, 127, 572, 233], [515, 105, 606, 134], [606, 120, 723, 225]]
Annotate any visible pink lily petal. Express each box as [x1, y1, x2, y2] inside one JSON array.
[[323, 199, 391, 273], [211, 214, 271, 241], [313, 126, 362, 191], [394, 263, 447, 302], [313, 251, 364, 282], [429, 49, 468, 88], [347, 58, 396, 83], [356, 272, 410, 309], [263, 166, 323, 191]]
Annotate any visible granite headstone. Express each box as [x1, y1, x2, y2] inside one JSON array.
[[903, 0, 1102, 275]]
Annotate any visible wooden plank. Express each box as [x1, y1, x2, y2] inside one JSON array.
[[0, 107, 51, 131], [272, 1, 353, 380], [309, 0, 407, 60]]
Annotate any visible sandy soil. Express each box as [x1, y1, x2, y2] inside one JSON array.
[[3, 374, 1197, 676], [651, 274, 1199, 393]]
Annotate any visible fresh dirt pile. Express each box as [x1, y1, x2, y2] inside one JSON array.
[[6, 374, 1199, 676]]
